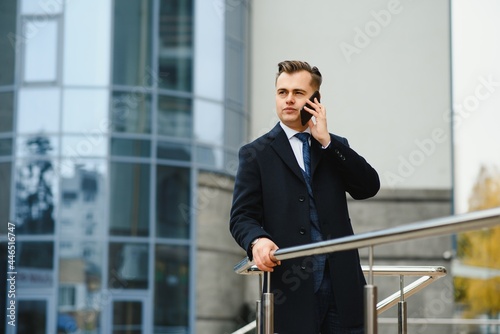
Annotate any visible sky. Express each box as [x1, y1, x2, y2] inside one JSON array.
[[452, 0, 500, 213]]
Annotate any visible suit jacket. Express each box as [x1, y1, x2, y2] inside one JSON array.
[[230, 123, 380, 333]]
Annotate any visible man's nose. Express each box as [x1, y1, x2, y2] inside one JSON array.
[[285, 92, 294, 103]]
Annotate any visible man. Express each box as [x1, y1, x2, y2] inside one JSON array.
[[230, 60, 380, 333]]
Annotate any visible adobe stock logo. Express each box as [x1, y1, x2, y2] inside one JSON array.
[[339, 0, 404, 64], [383, 75, 500, 187]]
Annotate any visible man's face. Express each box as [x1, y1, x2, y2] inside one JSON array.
[[275, 70, 316, 131]]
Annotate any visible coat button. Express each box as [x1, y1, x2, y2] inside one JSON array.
[[299, 228, 306, 235], [298, 196, 305, 202]]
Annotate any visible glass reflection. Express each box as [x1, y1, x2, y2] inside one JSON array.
[[23, 17, 59, 83], [154, 244, 189, 332], [113, 301, 142, 333], [111, 91, 152, 134], [16, 135, 59, 157], [17, 241, 54, 288], [156, 165, 190, 238], [195, 145, 223, 169], [113, 0, 152, 86], [0, 91, 14, 132], [108, 242, 149, 289], [60, 160, 106, 237], [194, 99, 223, 146], [18, 300, 47, 334], [109, 162, 150, 237], [0, 138, 12, 156], [62, 89, 109, 133], [58, 241, 102, 333], [158, 0, 193, 91], [0, 1, 17, 86], [17, 88, 60, 134], [157, 95, 192, 138], [61, 136, 108, 158], [111, 138, 150, 157], [15, 137, 58, 234], [157, 141, 190, 161], [0, 162, 11, 234]]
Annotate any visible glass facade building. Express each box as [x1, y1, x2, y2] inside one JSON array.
[[0, 0, 249, 333]]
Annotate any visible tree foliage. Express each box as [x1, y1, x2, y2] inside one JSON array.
[[455, 165, 500, 318]]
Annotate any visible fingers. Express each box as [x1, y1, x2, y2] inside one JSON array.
[[305, 98, 330, 147], [252, 239, 280, 272], [304, 97, 325, 116]]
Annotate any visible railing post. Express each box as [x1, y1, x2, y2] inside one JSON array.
[[255, 273, 263, 334], [262, 271, 274, 334], [365, 246, 378, 334], [398, 275, 407, 334]]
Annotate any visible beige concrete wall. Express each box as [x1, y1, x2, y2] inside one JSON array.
[[351, 188, 454, 333], [195, 171, 250, 333], [249, 0, 452, 191]]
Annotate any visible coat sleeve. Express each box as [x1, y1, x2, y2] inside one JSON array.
[[229, 144, 273, 259], [325, 134, 380, 200]]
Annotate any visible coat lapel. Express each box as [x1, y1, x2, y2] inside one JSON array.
[[268, 124, 306, 183]]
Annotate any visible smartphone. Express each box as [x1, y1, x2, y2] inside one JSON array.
[[300, 90, 321, 126]]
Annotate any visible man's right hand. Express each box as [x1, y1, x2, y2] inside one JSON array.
[[252, 238, 281, 272]]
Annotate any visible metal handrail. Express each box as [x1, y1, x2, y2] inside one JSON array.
[[360, 266, 447, 314], [232, 207, 500, 334], [234, 207, 500, 274], [231, 266, 447, 334]]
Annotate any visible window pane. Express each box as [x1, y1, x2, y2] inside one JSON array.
[[157, 95, 192, 138], [111, 91, 152, 134], [154, 245, 189, 331], [113, 0, 152, 86], [63, 0, 111, 86], [17, 88, 60, 134], [157, 141, 191, 161], [109, 242, 149, 289], [0, 1, 17, 85], [158, 0, 193, 91], [61, 136, 108, 157], [59, 241, 102, 333], [0, 138, 12, 156], [110, 162, 150, 236], [111, 138, 151, 157], [16, 135, 59, 157], [21, 0, 62, 15], [23, 18, 59, 83], [15, 157, 58, 235], [60, 160, 107, 237], [18, 241, 54, 288], [156, 166, 190, 238], [113, 301, 142, 333], [62, 89, 109, 133], [194, 99, 223, 146], [225, 108, 247, 150], [195, 145, 222, 169], [18, 300, 47, 334], [0, 91, 14, 132], [0, 163, 11, 234], [226, 40, 245, 105]]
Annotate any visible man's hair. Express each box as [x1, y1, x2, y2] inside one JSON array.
[[276, 60, 322, 90]]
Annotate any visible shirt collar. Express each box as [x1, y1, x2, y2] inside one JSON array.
[[279, 121, 311, 140]]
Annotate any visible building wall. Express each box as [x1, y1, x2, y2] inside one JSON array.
[[248, 0, 452, 191], [195, 172, 247, 333], [227, 1, 456, 333], [0, 0, 249, 333]]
